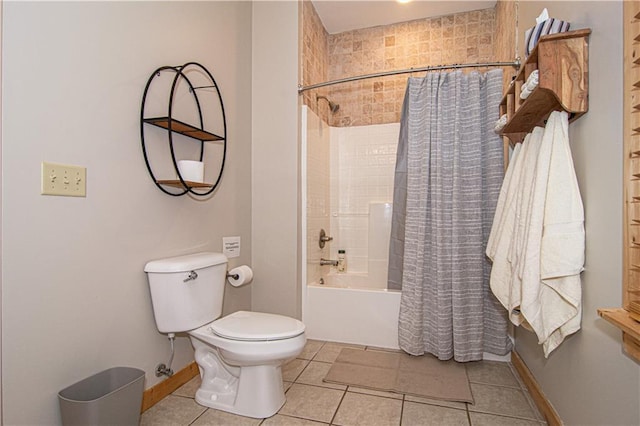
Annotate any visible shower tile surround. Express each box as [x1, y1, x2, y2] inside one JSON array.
[[305, 107, 398, 280], [329, 123, 399, 273], [141, 340, 547, 425], [302, 1, 497, 127]]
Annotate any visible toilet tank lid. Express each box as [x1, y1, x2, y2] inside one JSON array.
[[144, 252, 227, 273]]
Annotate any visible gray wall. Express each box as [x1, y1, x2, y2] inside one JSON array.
[[1, 2, 252, 424], [251, 1, 302, 319], [514, 2, 640, 425]]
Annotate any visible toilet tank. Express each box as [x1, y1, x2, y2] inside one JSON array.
[[144, 252, 228, 333]]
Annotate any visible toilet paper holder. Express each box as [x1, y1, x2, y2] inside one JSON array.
[[226, 265, 253, 287]]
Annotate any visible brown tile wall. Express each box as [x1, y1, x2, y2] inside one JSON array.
[[494, 0, 518, 90], [302, 0, 330, 123], [302, 2, 512, 127]]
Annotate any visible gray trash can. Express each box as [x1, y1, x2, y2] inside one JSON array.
[[58, 366, 145, 426]]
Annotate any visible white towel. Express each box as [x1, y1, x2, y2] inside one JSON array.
[[487, 111, 584, 357], [487, 142, 522, 259], [520, 70, 539, 100], [487, 129, 540, 326], [525, 70, 539, 90], [519, 111, 584, 357], [487, 128, 544, 326], [494, 114, 508, 133], [487, 142, 523, 314], [507, 126, 545, 326], [520, 86, 533, 100]]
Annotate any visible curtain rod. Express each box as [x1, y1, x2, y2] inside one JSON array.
[[298, 59, 521, 93]]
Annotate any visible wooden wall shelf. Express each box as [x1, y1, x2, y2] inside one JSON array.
[[156, 180, 213, 189], [143, 117, 224, 142], [598, 308, 640, 362], [499, 29, 591, 143]]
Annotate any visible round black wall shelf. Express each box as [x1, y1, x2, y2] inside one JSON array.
[[140, 62, 227, 197]]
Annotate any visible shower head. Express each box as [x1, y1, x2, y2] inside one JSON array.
[[316, 95, 340, 113]]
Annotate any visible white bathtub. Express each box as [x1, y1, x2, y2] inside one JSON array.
[[303, 274, 401, 349]]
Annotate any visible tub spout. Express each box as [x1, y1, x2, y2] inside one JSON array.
[[320, 258, 338, 267]]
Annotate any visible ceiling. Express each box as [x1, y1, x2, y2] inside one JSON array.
[[312, 0, 497, 34]]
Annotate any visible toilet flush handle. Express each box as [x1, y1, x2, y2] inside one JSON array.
[[184, 271, 198, 283]]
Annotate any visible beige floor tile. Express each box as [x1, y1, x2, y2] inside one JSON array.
[[468, 383, 537, 420], [521, 389, 546, 422], [403, 394, 466, 409], [262, 413, 329, 425], [284, 381, 294, 392], [401, 401, 469, 426], [466, 361, 520, 388], [313, 342, 365, 363], [140, 395, 206, 426], [508, 363, 529, 390], [283, 358, 310, 382], [173, 375, 202, 398], [278, 383, 344, 423], [469, 412, 546, 426], [140, 341, 543, 426], [332, 392, 402, 426], [296, 361, 347, 390], [299, 340, 325, 360], [190, 408, 262, 425]]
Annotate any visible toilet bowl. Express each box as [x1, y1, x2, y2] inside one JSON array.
[[189, 311, 305, 417], [144, 253, 306, 419]]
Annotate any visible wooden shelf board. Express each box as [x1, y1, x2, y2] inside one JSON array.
[[501, 92, 586, 138], [501, 88, 558, 134], [144, 117, 224, 142], [598, 308, 640, 341], [598, 308, 640, 362], [156, 179, 212, 189]]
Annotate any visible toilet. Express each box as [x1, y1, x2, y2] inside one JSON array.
[[144, 252, 306, 418]]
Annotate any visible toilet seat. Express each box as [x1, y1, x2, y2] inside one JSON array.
[[209, 311, 305, 341]]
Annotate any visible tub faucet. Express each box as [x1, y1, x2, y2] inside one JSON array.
[[320, 258, 338, 267]]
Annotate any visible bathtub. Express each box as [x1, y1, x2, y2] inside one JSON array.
[[303, 273, 401, 349]]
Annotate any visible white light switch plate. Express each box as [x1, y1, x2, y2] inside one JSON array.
[[41, 161, 86, 197]]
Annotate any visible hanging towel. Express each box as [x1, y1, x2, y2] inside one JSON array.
[[487, 142, 522, 259], [519, 111, 584, 357], [486, 141, 524, 316], [507, 126, 545, 326], [486, 125, 544, 326], [487, 111, 584, 357]]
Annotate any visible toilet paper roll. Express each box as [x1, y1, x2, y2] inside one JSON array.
[[177, 160, 204, 183], [227, 265, 253, 287]]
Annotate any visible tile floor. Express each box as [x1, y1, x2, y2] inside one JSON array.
[[141, 340, 547, 426]]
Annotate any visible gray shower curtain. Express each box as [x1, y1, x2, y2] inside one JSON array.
[[388, 69, 513, 362]]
